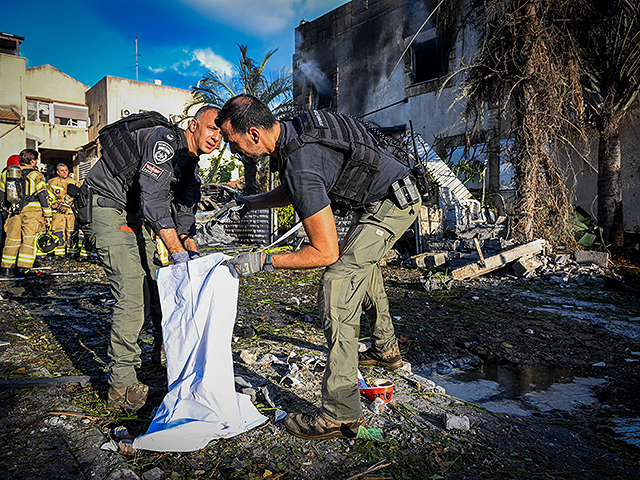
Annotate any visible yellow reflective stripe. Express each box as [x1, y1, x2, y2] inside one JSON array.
[[2, 253, 17, 263]]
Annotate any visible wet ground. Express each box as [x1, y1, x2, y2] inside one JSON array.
[[0, 252, 639, 479]]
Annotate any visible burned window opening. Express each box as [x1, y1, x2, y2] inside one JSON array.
[[307, 83, 333, 109], [412, 37, 448, 84]]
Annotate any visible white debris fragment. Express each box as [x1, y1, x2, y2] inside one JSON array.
[[100, 440, 119, 452], [281, 363, 304, 387], [275, 409, 287, 422], [240, 350, 257, 365], [9, 332, 29, 340], [444, 414, 470, 431], [369, 397, 386, 414], [288, 297, 300, 306], [399, 361, 412, 374]]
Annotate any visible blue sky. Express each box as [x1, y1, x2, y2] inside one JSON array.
[[2, 0, 347, 91]]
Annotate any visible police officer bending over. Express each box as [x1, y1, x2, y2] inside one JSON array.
[[217, 95, 421, 440], [80, 106, 221, 411]]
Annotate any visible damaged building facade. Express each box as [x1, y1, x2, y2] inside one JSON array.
[[0, 32, 196, 182], [292, 0, 640, 233], [0, 33, 89, 178]]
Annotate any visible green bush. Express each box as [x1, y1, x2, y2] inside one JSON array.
[[277, 204, 295, 234]]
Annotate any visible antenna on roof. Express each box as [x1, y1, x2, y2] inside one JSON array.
[[135, 37, 139, 81]]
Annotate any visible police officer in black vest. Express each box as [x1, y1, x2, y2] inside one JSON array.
[[81, 106, 222, 411], [217, 95, 421, 440]]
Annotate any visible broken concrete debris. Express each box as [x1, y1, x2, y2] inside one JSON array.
[[512, 255, 544, 277], [405, 218, 613, 289], [369, 397, 386, 414], [406, 252, 447, 268], [444, 414, 471, 431], [451, 239, 547, 281], [575, 250, 610, 268]]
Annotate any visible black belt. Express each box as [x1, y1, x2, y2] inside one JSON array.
[[95, 195, 126, 210]]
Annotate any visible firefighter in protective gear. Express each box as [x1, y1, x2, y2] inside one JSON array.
[[47, 163, 79, 257], [0, 149, 52, 276]]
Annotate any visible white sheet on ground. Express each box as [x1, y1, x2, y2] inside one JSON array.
[[133, 253, 267, 452]]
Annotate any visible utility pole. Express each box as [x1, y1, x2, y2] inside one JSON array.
[[135, 37, 139, 81]]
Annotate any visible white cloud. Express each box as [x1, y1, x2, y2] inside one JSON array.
[[175, 0, 349, 37], [192, 48, 234, 77], [149, 66, 166, 74], [180, 0, 303, 36]]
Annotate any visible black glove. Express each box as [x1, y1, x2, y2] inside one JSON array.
[[223, 197, 251, 222], [228, 252, 263, 277], [188, 250, 200, 260]]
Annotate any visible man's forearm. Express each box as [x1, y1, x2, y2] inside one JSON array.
[[245, 184, 290, 210], [159, 228, 186, 254], [180, 235, 198, 252]]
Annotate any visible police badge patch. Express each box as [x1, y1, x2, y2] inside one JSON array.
[[141, 162, 164, 181], [153, 141, 174, 164]]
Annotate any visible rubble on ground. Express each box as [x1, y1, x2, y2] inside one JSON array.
[[390, 211, 620, 291]]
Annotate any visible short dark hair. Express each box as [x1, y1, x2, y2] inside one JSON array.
[[19, 149, 38, 165], [215, 94, 277, 133], [193, 104, 220, 121]]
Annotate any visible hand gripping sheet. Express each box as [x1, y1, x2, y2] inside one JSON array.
[[133, 253, 267, 452]]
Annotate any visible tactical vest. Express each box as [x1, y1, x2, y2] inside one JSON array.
[[98, 111, 182, 190], [276, 110, 381, 216]]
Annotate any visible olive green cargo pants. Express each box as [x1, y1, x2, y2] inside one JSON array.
[[82, 196, 163, 388], [319, 195, 421, 421]]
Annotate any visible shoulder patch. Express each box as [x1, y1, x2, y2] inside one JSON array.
[[153, 140, 175, 164], [141, 162, 164, 182]]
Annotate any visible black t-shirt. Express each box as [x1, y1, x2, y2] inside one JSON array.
[[276, 120, 410, 220]]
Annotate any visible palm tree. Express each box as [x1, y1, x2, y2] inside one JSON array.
[[570, 0, 640, 248], [186, 45, 294, 194]]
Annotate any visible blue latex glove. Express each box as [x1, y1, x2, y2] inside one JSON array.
[[188, 251, 200, 260], [171, 251, 190, 264]]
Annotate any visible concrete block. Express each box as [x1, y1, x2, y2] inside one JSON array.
[[452, 239, 546, 281], [411, 252, 447, 267], [444, 414, 470, 431], [513, 255, 543, 277], [574, 250, 609, 268]]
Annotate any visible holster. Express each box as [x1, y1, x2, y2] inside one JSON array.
[[72, 184, 93, 225]]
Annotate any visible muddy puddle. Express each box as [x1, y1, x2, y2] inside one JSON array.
[[419, 362, 607, 416]]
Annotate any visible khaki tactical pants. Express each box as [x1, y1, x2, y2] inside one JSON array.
[[82, 196, 162, 388], [51, 211, 76, 256], [319, 195, 421, 421], [1, 204, 44, 269]]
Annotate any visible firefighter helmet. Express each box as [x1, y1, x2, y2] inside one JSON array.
[[37, 228, 60, 254]]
